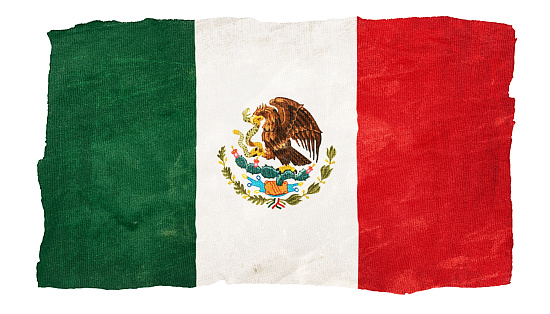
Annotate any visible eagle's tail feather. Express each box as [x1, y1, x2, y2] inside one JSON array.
[[288, 147, 311, 166]]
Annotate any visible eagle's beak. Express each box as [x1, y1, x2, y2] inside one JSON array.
[[250, 115, 264, 125]]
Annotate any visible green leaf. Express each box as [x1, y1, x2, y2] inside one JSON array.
[[221, 167, 232, 180], [307, 182, 321, 195], [327, 146, 336, 161], [248, 195, 268, 205], [284, 194, 303, 205], [320, 165, 333, 180], [217, 146, 226, 161], [233, 180, 246, 195]]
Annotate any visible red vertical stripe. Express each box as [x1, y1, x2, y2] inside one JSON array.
[[357, 17, 515, 294]]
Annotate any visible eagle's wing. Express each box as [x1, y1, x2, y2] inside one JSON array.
[[269, 97, 322, 162]]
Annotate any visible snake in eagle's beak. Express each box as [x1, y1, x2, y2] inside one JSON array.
[[250, 115, 264, 125]]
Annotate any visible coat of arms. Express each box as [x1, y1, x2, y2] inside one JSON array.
[[218, 97, 336, 209]]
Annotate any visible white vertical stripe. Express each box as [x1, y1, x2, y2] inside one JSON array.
[[195, 18, 358, 287]]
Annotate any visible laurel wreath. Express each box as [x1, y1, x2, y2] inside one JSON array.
[[218, 145, 336, 207]]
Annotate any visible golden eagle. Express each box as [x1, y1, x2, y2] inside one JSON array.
[[250, 97, 322, 167]]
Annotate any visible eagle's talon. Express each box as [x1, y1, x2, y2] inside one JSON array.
[[278, 165, 295, 173]]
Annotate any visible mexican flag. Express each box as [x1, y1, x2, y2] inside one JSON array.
[[37, 17, 514, 294]]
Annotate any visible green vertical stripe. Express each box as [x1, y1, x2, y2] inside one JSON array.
[[37, 19, 197, 288]]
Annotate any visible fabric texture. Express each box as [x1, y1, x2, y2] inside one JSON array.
[[37, 17, 514, 293], [357, 17, 514, 293], [37, 19, 197, 288], [194, 17, 358, 287]]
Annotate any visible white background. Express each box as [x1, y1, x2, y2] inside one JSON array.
[[193, 17, 358, 287], [0, 0, 548, 313]]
